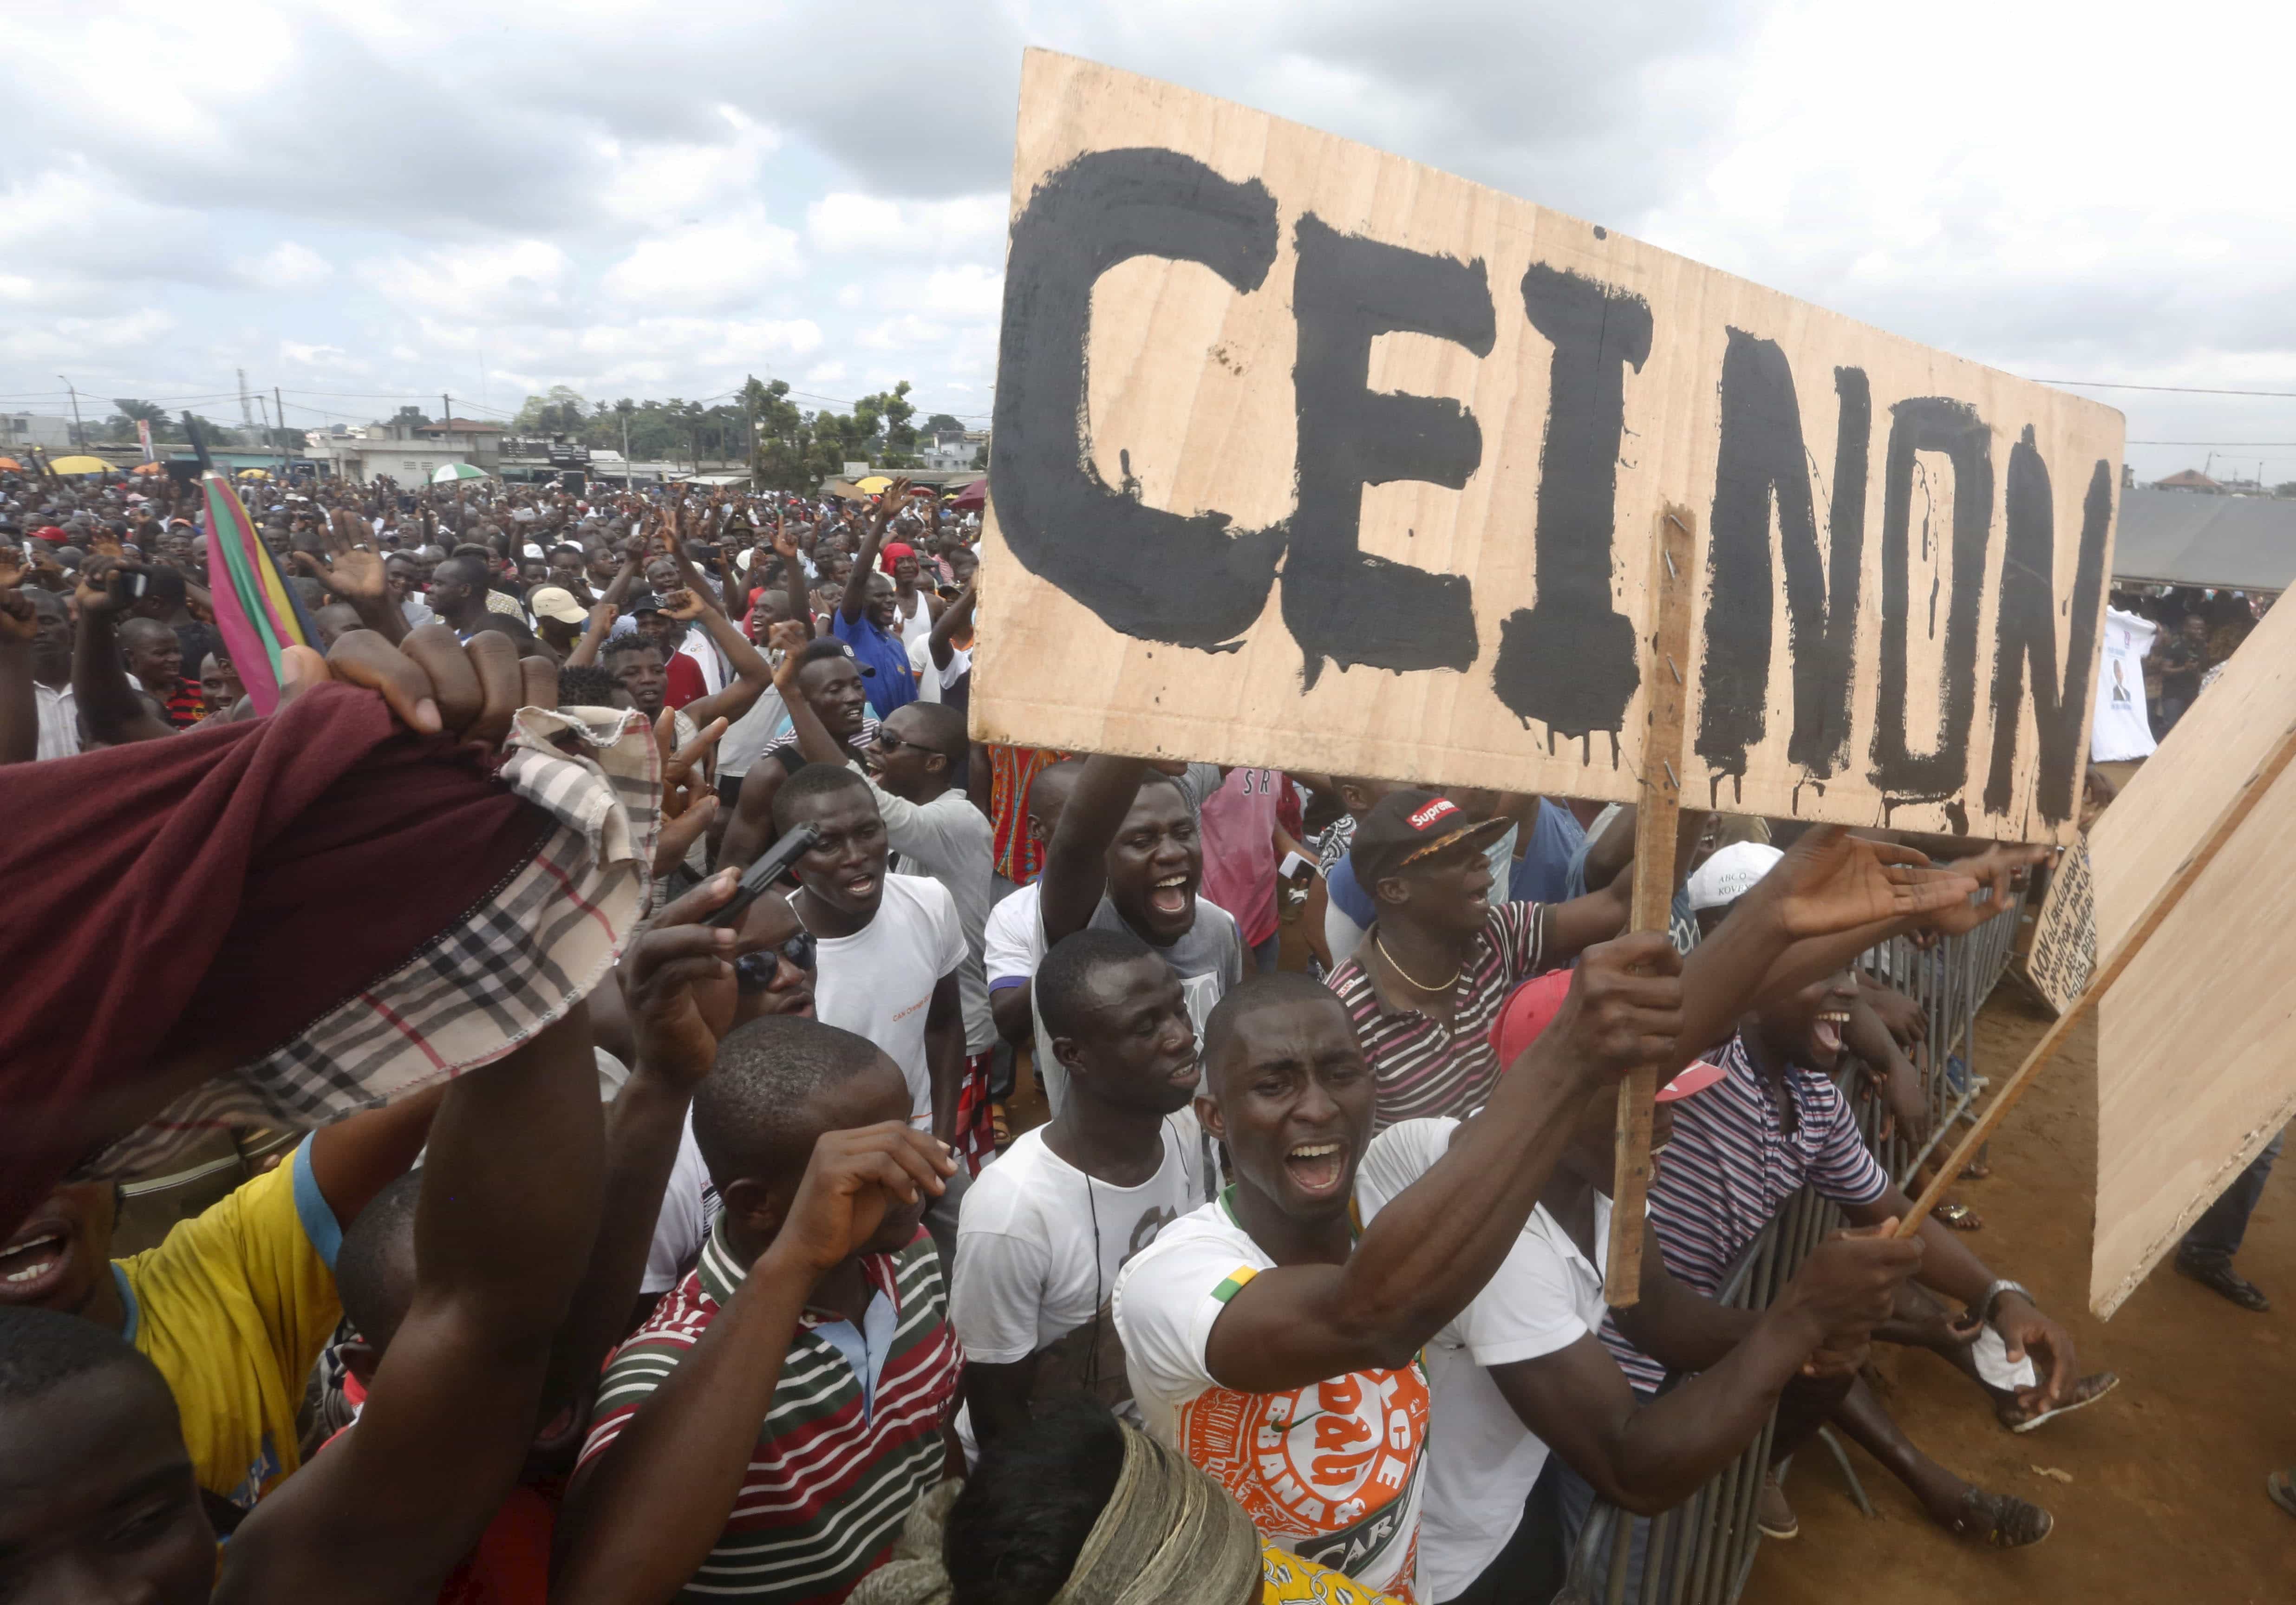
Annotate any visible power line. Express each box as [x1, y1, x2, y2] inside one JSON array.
[[2037, 379, 2296, 400], [2129, 440, 2296, 447]]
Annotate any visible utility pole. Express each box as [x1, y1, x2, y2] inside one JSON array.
[[58, 376, 84, 450], [620, 406, 632, 489], [274, 386, 290, 481], [238, 368, 255, 434]]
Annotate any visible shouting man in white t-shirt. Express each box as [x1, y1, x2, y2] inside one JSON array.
[[773, 763, 968, 1148], [952, 928, 1215, 1455], [1114, 828, 1978, 1601]]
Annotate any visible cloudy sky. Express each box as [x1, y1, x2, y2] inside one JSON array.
[[6, 0, 2293, 481]]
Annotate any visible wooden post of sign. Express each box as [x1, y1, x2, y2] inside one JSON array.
[[1605, 504, 1699, 1307], [1895, 711, 2296, 1239]]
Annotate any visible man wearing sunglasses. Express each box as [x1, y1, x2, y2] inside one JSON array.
[[770, 634, 997, 1176]]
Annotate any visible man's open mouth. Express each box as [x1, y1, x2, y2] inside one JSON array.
[[1812, 1007, 1851, 1055], [1285, 1141, 1347, 1196], [1149, 874, 1189, 917], [0, 1231, 70, 1296]]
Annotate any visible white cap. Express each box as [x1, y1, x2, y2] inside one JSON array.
[[1687, 842, 1784, 912]]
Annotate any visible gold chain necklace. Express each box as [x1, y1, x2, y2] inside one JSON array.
[[1374, 931, 1461, 994]]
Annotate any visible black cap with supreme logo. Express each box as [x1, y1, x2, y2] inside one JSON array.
[[1349, 789, 1515, 889]]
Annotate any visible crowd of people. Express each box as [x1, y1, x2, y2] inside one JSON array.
[[0, 460, 2138, 1604]]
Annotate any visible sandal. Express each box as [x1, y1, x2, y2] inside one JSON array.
[[2002, 1371, 2120, 1434], [1757, 1473, 1798, 1540], [1945, 1487, 2053, 1548], [1935, 1201, 1985, 1232], [2268, 1469, 2296, 1519]]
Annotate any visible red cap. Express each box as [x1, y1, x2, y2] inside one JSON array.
[[28, 526, 66, 544], [1490, 972, 1726, 1102], [879, 540, 914, 574]]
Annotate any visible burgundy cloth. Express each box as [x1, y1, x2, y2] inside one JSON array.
[[0, 683, 552, 1235]]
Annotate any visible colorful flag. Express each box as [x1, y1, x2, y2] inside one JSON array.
[[200, 470, 317, 713], [136, 418, 154, 464]]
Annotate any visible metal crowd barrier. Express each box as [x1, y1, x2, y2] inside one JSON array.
[[1556, 916, 2018, 1605]]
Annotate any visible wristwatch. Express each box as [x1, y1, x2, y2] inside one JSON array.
[[1978, 1279, 2033, 1322]]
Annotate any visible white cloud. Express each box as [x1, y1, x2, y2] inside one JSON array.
[[595, 107, 785, 227], [362, 240, 573, 322], [235, 241, 333, 294], [600, 209, 804, 311], [807, 191, 1006, 257], [921, 264, 1002, 320]]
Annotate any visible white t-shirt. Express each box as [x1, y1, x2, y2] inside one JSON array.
[[2093, 606, 2159, 763], [907, 634, 972, 705], [809, 872, 967, 1127], [953, 1113, 1210, 1364], [643, 1109, 719, 1296], [863, 775, 997, 1055], [1113, 1149, 1433, 1601], [1355, 1119, 1607, 1602], [984, 881, 1046, 994], [716, 679, 790, 780]]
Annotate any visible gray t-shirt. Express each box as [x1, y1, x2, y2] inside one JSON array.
[[1032, 891, 1244, 1118]]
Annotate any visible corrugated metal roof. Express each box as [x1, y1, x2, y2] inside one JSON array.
[[2114, 486, 2296, 591]]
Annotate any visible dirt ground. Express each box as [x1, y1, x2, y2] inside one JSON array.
[[1748, 985, 2296, 1604]]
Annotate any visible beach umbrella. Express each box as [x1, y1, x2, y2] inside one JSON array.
[[237, 467, 272, 480], [0, 458, 20, 472], [952, 477, 987, 510], [49, 455, 113, 475], [131, 461, 165, 475], [854, 474, 892, 494], [432, 462, 489, 484]]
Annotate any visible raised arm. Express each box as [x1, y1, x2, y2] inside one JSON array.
[[72, 562, 172, 746], [1500, 1225, 1918, 1515], [292, 510, 406, 646], [0, 586, 38, 765], [542, 874, 744, 1419], [553, 1120, 954, 1605], [566, 601, 619, 670], [1200, 934, 1680, 1391], [1038, 753, 1148, 943], [221, 1009, 604, 1605], [675, 588, 774, 731], [841, 476, 907, 623], [927, 573, 977, 669]]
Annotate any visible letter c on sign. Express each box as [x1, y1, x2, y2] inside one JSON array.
[[991, 148, 1285, 648]]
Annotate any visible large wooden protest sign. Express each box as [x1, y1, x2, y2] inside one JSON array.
[[973, 52, 2124, 844], [2088, 599, 2296, 1316]]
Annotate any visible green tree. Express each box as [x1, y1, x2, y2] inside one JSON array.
[[924, 411, 965, 437], [970, 443, 988, 470], [513, 385, 587, 436]]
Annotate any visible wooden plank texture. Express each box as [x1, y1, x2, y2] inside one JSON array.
[[2085, 595, 2296, 1314], [975, 50, 2125, 845], [1605, 506, 1698, 1308]]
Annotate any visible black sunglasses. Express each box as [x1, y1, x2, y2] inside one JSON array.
[[872, 729, 936, 758], [733, 931, 817, 993]]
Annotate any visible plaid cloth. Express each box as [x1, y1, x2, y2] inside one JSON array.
[[77, 704, 660, 1184]]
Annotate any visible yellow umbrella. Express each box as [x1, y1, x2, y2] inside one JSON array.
[[49, 455, 114, 475], [854, 475, 891, 494], [237, 468, 272, 480]]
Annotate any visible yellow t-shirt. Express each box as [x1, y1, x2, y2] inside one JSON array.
[[115, 1137, 343, 1508], [1263, 1541, 1408, 1605]]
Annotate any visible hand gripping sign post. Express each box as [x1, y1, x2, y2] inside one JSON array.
[[971, 51, 2125, 1301]]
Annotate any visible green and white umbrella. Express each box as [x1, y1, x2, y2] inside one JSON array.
[[431, 461, 490, 484]]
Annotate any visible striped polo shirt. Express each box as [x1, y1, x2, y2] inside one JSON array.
[[578, 1222, 964, 1602], [1598, 1033, 1888, 1394], [1325, 901, 1549, 1129]]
